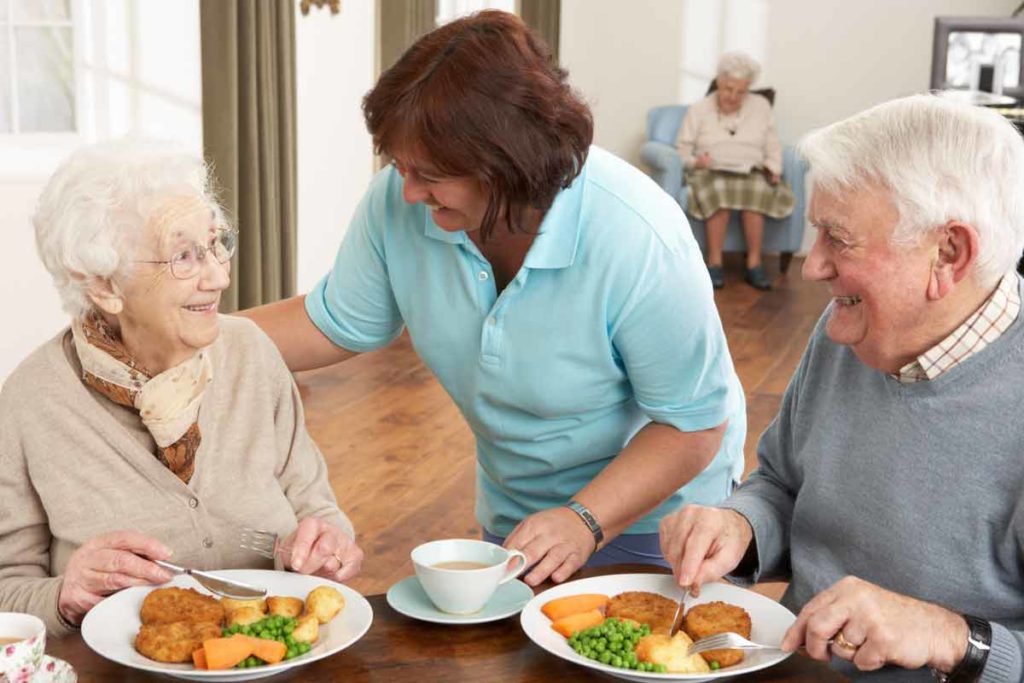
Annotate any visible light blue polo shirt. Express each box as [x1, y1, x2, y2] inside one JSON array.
[[307, 146, 746, 536]]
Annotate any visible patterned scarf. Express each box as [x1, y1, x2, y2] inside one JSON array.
[[71, 311, 212, 483]]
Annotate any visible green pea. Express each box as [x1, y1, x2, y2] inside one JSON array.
[[710, 661, 721, 670]]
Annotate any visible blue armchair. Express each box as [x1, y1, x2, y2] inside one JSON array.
[[640, 104, 807, 273]]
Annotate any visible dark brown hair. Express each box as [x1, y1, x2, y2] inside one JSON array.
[[362, 10, 593, 241]]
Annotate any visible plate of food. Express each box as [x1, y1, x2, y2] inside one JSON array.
[[81, 569, 372, 681], [520, 573, 796, 682]]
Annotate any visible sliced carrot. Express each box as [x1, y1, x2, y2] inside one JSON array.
[[541, 594, 610, 621], [550, 609, 605, 638], [244, 636, 288, 665], [202, 636, 255, 670], [192, 648, 208, 669]]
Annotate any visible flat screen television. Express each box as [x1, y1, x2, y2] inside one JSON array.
[[931, 17, 1024, 99]]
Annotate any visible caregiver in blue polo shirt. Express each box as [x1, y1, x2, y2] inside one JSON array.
[[244, 10, 746, 586]]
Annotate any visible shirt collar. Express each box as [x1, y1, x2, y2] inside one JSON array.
[[895, 270, 1021, 383], [419, 158, 588, 270]]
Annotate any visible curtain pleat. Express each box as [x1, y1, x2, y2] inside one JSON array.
[[200, 0, 297, 312], [520, 0, 560, 60]]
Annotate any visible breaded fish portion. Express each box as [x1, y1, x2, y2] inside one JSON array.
[[682, 601, 752, 668], [134, 620, 222, 663], [139, 587, 224, 626], [635, 631, 711, 674], [606, 591, 680, 635]]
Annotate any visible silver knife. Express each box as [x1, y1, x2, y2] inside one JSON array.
[[668, 585, 690, 637], [154, 559, 267, 599]]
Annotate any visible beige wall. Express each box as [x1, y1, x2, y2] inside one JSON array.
[[560, 0, 1018, 253], [560, 0, 685, 168]]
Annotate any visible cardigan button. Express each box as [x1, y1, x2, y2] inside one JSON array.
[[202, 537, 214, 548], [188, 497, 199, 509]]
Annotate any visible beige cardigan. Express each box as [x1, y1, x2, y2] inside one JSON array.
[[0, 316, 352, 637], [675, 93, 783, 176]]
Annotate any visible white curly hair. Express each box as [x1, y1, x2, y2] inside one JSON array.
[[33, 139, 225, 318], [716, 51, 761, 84]]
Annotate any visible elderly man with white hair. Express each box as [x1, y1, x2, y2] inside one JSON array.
[[659, 94, 1024, 681], [676, 51, 796, 290], [0, 139, 362, 638]]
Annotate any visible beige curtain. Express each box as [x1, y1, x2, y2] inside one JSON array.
[[520, 0, 560, 60], [200, 0, 297, 312], [378, 0, 436, 73]]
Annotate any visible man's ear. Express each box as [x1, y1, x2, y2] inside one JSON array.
[[927, 221, 979, 301], [85, 278, 124, 315]]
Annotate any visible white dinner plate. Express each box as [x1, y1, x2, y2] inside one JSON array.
[[81, 569, 372, 682], [520, 573, 796, 682]]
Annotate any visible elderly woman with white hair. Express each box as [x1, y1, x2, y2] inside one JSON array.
[[660, 94, 1024, 681], [0, 140, 363, 637], [676, 51, 796, 290]]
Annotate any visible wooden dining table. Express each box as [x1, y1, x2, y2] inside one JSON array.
[[46, 564, 846, 682]]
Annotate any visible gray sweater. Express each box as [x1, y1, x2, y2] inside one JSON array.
[[725, 277, 1024, 682]]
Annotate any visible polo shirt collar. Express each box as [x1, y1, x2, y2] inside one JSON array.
[[523, 164, 585, 270]]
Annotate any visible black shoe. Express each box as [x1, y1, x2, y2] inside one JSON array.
[[745, 265, 772, 291], [708, 265, 724, 290]]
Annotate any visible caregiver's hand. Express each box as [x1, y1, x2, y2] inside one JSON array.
[[504, 507, 597, 586]]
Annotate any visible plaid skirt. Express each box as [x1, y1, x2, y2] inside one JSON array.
[[684, 169, 796, 220]]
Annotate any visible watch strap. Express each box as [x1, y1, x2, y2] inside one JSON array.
[[932, 614, 991, 683], [565, 500, 604, 546]]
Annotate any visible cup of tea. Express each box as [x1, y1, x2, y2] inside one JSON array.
[[411, 539, 528, 614], [0, 613, 46, 683]]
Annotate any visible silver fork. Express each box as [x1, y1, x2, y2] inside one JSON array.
[[239, 527, 289, 561], [687, 632, 782, 656]]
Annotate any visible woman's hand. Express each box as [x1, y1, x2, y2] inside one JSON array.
[[767, 171, 781, 185], [694, 152, 713, 169], [658, 505, 752, 593], [782, 576, 968, 673], [504, 507, 597, 586], [283, 517, 364, 583], [58, 530, 175, 625]]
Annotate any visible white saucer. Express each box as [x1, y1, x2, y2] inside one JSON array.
[[386, 575, 533, 625], [33, 655, 77, 683]]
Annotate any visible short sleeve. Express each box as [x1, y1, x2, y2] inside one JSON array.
[[305, 169, 405, 352], [611, 230, 739, 433]]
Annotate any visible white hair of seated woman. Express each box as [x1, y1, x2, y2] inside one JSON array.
[[716, 51, 761, 84], [33, 139, 225, 318], [799, 94, 1024, 286]]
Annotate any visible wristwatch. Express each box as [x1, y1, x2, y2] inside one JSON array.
[[564, 500, 604, 547], [932, 614, 992, 682]]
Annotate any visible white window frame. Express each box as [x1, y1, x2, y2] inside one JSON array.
[[0, 0, 89, 181]]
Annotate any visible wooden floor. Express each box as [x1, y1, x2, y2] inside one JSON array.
[[295, 256, 831, 597]]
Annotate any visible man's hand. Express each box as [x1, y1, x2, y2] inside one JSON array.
[[659, 505, 753, 594], [782, 576, 969, 673]]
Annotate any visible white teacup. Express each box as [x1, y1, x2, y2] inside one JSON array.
[[0, 613, 46, 683], [411, 539, 528, 614]]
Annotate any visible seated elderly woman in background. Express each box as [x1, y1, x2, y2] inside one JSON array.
[[661, 95, 1024, 681], [0, 140, 363, 637], [676, 51, 795, 291]]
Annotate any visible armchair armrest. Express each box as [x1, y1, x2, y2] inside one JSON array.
[[778, 146, 809, 252], [640, 140, 683, 197]]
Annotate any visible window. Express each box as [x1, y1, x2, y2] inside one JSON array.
[[0, 0, 76, 133]]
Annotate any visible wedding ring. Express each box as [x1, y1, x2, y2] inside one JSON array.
[[832, 630, 858, 651]]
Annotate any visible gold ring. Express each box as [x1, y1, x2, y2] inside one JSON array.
[[832, 631, 858, 651]]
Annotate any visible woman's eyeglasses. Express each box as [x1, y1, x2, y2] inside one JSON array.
[[136, 227, 238, 280]]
